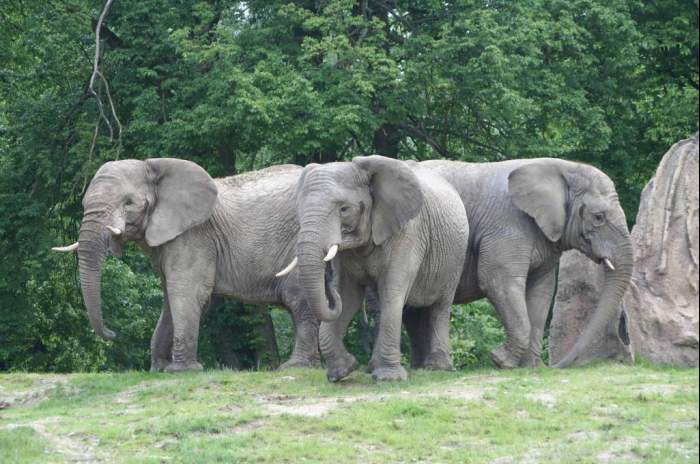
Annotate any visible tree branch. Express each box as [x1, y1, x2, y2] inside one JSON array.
[[88, 0, 122, 158], [398, 120, 452, 158]]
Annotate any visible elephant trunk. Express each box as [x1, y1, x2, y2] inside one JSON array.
[[78, 219, 117, 341], [297, 223, 342, 322], [553, 235, 633, 368]]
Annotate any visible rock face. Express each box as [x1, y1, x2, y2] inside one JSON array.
[[624, 134, 699, 366], [549, 249, 634, 366], [550, 133, 699, 367]]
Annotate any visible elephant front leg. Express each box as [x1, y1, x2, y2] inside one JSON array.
[[521, 268, 557, 367], [371, 285, 412, 382], [150, 298, 173, 372], [163, 279, 211, 373], [320, 281, 363, 382]]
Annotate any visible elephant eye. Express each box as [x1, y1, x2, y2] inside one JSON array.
[[340, 205, 350, 214], [593, 212, 605, 224], [124, 198, 134, 206]]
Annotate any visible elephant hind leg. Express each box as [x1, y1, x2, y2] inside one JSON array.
[[521, 268, 557, 367], [279, 296, 321, 369], [150, 295, 173, 372], [482, 275, 530, 369], [422, 299, 455, 371], [403, 306, 431, 368]]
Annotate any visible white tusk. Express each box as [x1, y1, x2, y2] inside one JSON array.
[[52, 242, 79, 252], [603, 258, 616, 271], [323, 244, 338, 262], [275, 257, 298, 277], [106, 226, 122, 236]]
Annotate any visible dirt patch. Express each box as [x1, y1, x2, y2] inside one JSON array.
[[257, 394, 357, 417], [255, 384, 498, 417], [438, 386, 496, 402], [0, 376, 70, 409]]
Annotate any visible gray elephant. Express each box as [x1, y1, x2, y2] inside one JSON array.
[[403, 158, 633, 369], [277, 155, 469, 381], [52, 159, 319, 372]]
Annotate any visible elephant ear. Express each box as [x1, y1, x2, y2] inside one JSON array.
[[508, 161, 567, 242], [144, 158, 218, 247], [352, 155, 424, 245]]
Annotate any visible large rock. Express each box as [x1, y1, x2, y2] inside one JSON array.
[[624, 134, 699, 366], [549, 249, 634, 366]]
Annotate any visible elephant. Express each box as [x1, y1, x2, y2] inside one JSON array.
[[278, 155, 469, 381], [52, 158, 320, 372], [402, 158, 633, 369]]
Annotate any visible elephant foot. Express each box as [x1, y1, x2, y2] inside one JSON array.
[[490, 345, 521, 369], [164, 361, 203, 373], [372, 364, 408, 382], [366, 357, 378, 374], [326, 353, 359, 382], [150, 358, 170, 373], [279, 355, 322, 370], [423, 351, 454, 371]]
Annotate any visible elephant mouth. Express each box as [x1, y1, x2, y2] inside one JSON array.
[[324, 259, 341, 312]]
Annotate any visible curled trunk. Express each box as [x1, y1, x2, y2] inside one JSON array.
[[552, 238, 634, 368], [78, 225, 116, 341], [297, 231, 342, 322]]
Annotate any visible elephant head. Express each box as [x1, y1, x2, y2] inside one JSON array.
[[279, 156, 424, 322], [52, 158, 217, 340], [508, 159, 633, 368]]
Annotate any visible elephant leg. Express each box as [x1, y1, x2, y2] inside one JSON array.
[[320, 279, 363, 382], [423, 299, 454, 371], [521, 268, 557, 367], [482, 272, 530, 369], [150, 295, 173, 372], [280, 299, 321, 369], [371, 270, 416, 381], [162, 259, 214, 373], [403, 306, 431, 369]]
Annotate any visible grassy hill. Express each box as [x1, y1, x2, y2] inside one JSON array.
[[0, 363, 697, 463]]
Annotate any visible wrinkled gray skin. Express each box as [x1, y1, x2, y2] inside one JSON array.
[[404, 159, 633, 369], [58, 159, 319, 372], [291, 155, 469, 381]]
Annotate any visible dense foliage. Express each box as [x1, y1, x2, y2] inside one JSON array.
[[1, 0, 697, 372]]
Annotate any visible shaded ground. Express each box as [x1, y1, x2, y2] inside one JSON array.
[[0, 363, 697, 463]]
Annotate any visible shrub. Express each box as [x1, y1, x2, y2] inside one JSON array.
[[450, 300, 505, 369]]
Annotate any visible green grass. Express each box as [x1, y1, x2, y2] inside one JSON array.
[[0, 363, 697, 463]]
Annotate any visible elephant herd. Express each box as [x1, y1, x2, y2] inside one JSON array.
[[53, 155, 633, 382]]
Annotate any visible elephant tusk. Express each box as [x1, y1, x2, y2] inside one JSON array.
[[106, 226, 122, 236], [323, 244, 338, 262], [603, 258, 616, 271], [275, 257, 298, 277], [51, 242, 79, 252]]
